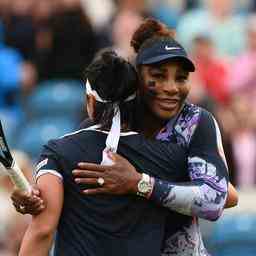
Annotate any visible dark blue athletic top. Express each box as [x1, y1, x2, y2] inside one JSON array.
[[35, 126, 188, 256]]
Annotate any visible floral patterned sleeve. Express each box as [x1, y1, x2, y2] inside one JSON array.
[[150, 109, 229, 221]]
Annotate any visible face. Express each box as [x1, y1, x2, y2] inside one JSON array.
[[139, 60, 190, 121]]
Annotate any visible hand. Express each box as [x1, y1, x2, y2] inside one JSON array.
[[72, 152, 142, 195], [11, 185, 45, 215]]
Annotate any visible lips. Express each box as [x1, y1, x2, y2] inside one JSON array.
[[155, 98, 180, 110]]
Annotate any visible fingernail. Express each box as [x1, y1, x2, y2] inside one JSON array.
[[83, 190, 88, 194], [75, 178, 80, 183]]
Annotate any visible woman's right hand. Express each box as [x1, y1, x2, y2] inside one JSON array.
[[73, 152, 142, 195], [11, 185, 45, 215]]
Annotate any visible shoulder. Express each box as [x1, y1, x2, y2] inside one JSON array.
[[60, 124, 102, 140], [173, 103, 219, 148], [78, 118, 95, 129], [173, 103, 202, 148], [43, 125, 101, 152]]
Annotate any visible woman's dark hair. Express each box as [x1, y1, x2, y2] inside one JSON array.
[[131, 18, 176, 53], [84, 51, 138, 130]]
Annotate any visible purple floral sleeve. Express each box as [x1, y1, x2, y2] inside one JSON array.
[[151, 104, 229, 221]]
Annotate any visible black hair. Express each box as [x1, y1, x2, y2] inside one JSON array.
[[84, 51, 138, 130]]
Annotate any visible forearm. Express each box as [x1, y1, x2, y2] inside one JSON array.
[[225, 182, 238, 208], [19, 173, 63, 256], [149, 178, 228, 221], [19, 222, 54, 256]]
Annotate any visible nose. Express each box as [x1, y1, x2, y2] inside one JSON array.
[[162, 80, 179, 94]]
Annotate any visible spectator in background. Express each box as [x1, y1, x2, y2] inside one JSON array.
[[0, 21, 37, 141], [39, 0, 97, 81], [0, 0, 11, 21], [80, 0, 115, 49], [176, 0, 247, 57], [150, 0, 186, 29], [111, 10, 142, 61], [226, 14, 256, 188], [115, 0, 149, 16], [4, 0, 36, 60], [229, 95, 256, 188], [191, 35, 230, 105], [30, 0, 57, 82], [229, 14, 256, 96], [81, 0, 116, 31]]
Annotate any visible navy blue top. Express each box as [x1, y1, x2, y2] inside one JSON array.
[[35, 127, 188, 256]]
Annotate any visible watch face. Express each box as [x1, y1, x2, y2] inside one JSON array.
[[138, 181, 150, 193]]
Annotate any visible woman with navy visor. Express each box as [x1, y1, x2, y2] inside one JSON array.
[[19, 51, 193, 256], [71, 19, 238, 255]]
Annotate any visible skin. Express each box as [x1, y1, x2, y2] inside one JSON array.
[[140, 61, 190, 122], [12, 60, 238, 215], [19, 174, 63, 255], [136, 61, 190, 138]]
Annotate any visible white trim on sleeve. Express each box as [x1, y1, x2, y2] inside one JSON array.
[[36, 169, 63, 182]]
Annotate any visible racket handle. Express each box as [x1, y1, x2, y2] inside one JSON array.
[[7, 161, 31, 194]]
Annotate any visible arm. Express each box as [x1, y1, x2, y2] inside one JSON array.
[[19, 174, 63, 256], [19, 140, 64, 255], [73, 152, 235, 213], [150, 178, 227, 221], [73, 111, 230, 221], [148, 110, 230, 221], [225, 182, 238, 208]]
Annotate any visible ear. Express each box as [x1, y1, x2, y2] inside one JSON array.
[[86, 94, 96, 119]]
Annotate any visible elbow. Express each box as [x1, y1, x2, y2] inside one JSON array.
[[193, 206, 224, 222], [205, 197, 227, 222], [206, 209, 223, 222], [225, 187, 239, 208], [233, 196, 239, 207], [30, 223, 55, 241], [201, 205, 225, 222], [38, 225, 55, 240], [226, 195, 238, 208], [199, 197, 227, 222]]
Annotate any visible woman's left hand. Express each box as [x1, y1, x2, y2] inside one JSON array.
[[72, 152, 142, 195]]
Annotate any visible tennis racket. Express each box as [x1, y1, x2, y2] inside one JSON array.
[[0, 120, 31, 193]]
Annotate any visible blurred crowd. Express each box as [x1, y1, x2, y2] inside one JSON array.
[[1, 0, 256, 255]]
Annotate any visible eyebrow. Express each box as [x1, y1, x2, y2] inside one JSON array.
[[176, 68, 189, 76], [148, 65, 189, 76], [148, 66, 166, 72]]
